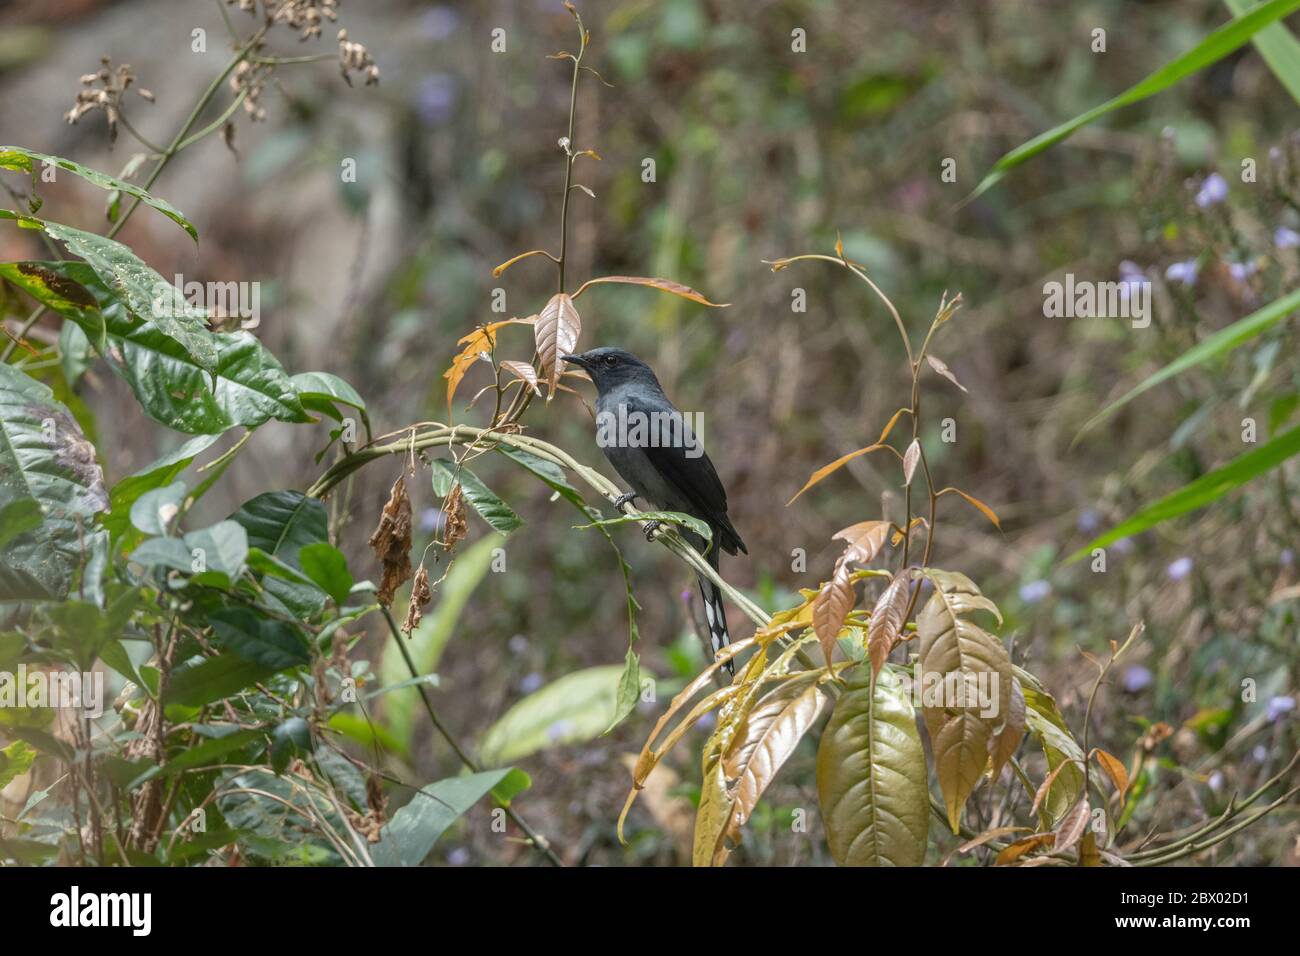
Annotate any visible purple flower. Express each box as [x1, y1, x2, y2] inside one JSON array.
[[1167, 556, 1194, 581], [1113, 537, 1134, 554], [680, 589, 692, 603], [1077, 509, 1101, 533], [1194, 173, 1228, 208], [419, 7, 460, 41], [1275, 226, 1300, 249], [1019, 579, 1051, 605], [1165, 260, 1199, 286], [519, 672, 544, 694], [1282, 548, 1295, 566], [1207, 770, 1224, 792], [1122, 666, 1153, 693], [416, 73, 458, 127], [508, 634, 529, 654], [1117, 261, 1147, 302], [1252, 744, 1268, 763], [419, 507, 445, 534], [446, 847, 471, 866], [697, 711, 716, 731], [1266, 696, 1295, 723], [1228, 260, 1257, 282]]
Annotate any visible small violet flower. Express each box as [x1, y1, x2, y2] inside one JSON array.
[[1194, 172, 1228, 208]]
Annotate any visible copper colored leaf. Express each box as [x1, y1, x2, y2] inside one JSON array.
[[499, 360, 541, 396], [1093, 748, 1130, 803], [987, 676, 1026, 781], [401, 564, 432, 636], [368, 475, 412, 606], [925, 354, 968, 392], [572, 275, 728, 307], [789, 408, 908, 504], [817, 665, 929, 866], [867, 572, 911, 676], [535, 293, 581, 401], [994, 831, 1055, 865], [902, 439, 921, 486], [833, 519, 892, 564], [812, 558, 855, 666], [1053, 799, 1091, 855], [441, 483, 468, 550], [444, 327, 495, 412], [939, 486, 1002, 530], [492, 249, 552, 277], [724, 681, 825, 837]]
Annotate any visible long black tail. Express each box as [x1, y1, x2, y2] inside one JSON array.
[[697, 548, 733, 676]]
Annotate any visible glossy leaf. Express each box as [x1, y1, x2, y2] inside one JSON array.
[[817, 665, 929, 866], [431, 460, 523, 536], [535, 292, 581, 400], [371, 769, 515, 866]]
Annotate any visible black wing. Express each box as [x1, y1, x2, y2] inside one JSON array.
[[627, 394, 747, 555]]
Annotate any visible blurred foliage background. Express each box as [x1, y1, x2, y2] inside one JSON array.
[[1, 0, 1297, 865]]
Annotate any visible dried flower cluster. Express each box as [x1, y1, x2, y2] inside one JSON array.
[[63, 57, 153, 143], [338, 29, 380, 87], [274, 0, 339, 41], [229, 59, 271, 122]]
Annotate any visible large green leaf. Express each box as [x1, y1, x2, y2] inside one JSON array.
[[430, 459, 523, 536], [164, 653, 278, 708], [478, 665, 628, 766], [229, 491, 328, 566], [102, 434, 221, 538], [0, 217, 215, 372], [1226, 0, 1300, 103], [1073, 423, 1300, 559], [291, 371, 370, 437], [968, 0, 1300, 201], [1079, 288, 1300, 437], [0, 261, 309, 434], [129, 519, 249, 588], [370, 768, 513, 867], [208, 605, 311, 670], [1019, 675, 1085, 826], [0, 363, 108, 600], [915, 569, 1009, 834], [817, 665, 929, 866], [0, 146, 197, 238]]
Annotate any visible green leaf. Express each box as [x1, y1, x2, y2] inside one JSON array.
[[1226, 0, 1300, 103], [298, 542, 353, 605], [489, 768, 532, 807], [129, 520, 248, 587], [1079, 288, 1300, 437], [573, 509, 712, 543], [1072, 423, 1300, 560], [230, 490, 328, 566], [129, 728, 264, 788], [58, 320, 92, 387], [602, 646, 642, 735], [270, 717, 311, 773], [102, 433, 221, 538], [0, 261, 310, 434], [430, 459, 523, 536], [209, 606, 311, 670], [0, 498, 42, 551], [291, 371, 370, 436], [817, 665, 929, 866], [0, 220, 216, 373], [0, 362, 108, 600], [129, 480, 186, 536], [370, 768, 514, 866], [163, 653, 278, 708], [0, 740, 36, 789], [0, 146, 197, 238], [967, 0, 1300, 201], [1021, 681, 1085, 826], [479, 665, 633, 765]]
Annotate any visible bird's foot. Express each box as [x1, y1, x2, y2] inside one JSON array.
[[642, 519, 662, 541], [612, 491, 639, 512]]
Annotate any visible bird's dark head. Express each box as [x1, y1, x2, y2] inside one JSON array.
[[561, 347, 660, 394]]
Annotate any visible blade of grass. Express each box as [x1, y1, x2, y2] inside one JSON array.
[[1226, 0, 1300, 103], [968, 0, 1300, 202]]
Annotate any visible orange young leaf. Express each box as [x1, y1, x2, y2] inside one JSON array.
[[938, 486, 1002, 529], [492, 249, 555, 277], [788, 407, 910, 505], [1092, 749, 1131, 803], [570, 275, 729, 307]]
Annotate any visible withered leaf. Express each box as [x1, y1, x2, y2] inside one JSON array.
[[832, 519, 891, 564], [401, 564, 432, 636], [925, 354, 968, 392], [571, 275, 728, 307], [994, 831, 1055, 866], [499, 359, 541, 396], [902, 439, 921, 487], [442, 482, 468, 551], [1093, 748, 1130, 803], [368, 474, 412, 607], [535, 292, 581, 400], [1053, 799, 1091, 855]]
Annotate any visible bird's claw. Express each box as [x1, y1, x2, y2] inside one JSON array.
[[642, 519, 662, 541], [612, 491, 638, 512]]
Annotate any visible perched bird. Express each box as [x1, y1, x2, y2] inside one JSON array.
[[562, 347, 747, 674]]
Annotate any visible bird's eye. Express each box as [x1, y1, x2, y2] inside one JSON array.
[[604, 355, 617, 366]]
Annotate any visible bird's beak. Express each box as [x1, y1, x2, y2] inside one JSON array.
[[560, 353, 587, 370]]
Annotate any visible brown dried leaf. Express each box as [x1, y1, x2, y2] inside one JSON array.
[[812, 558, 855, 666], [368, 475, 413, 607], [1093, 748, 1130, 803], [832, 519, 892, 564], [1030, 759, 1071, 819], [902, 439, 921, 487], [499, 360, 541, 396], [571, 275, 729, 307], [442, 483, 468, 551], [925, 354, 968, 392], [535, 292, 581, 400], [401, 564, 432, 635], [994, 831, 1055, 865], [867, 571, 911, 676]]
